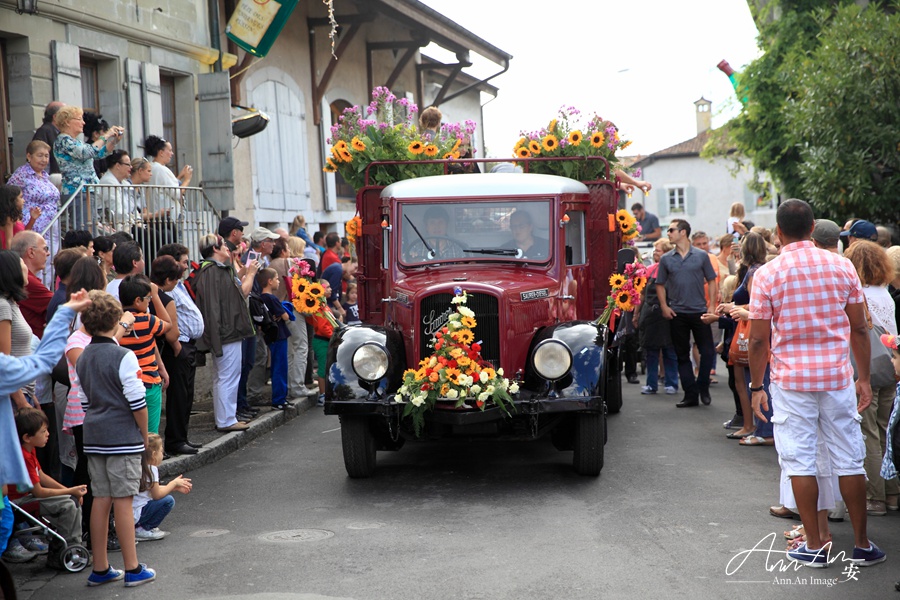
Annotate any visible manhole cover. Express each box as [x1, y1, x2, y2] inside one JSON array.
[[191, 529, 230, 538], [346, 522, 386, 530], [260, 529, 334, 543]]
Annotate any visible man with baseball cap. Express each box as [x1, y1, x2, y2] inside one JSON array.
[[811, 219, 841, 253], [840, 219, 878, 247], [218, 216, 249, 251]]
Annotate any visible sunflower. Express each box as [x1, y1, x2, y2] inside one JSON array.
[[292, 276, 309, 297], [590, 131, 604, 148], [609, 274, 626, 289], [453, 329, 475, 345], [322, 158, 337, 173], [334, 140, 348, 151], [541, 134, 559, 152], [445, 368, 463, 385], [442, 151, 460, 160], [424, 144, 439, 157], [451, 139, 462, 153], [528, 140, 542, 155], [516, 147, 531, 158], [415, 366, 428, 380], [330, 146, 343, 162], [351, 136, 366, 152], [408, 141, 425, 155], [633, 276, 647, 292], [481, 367, 496, 381], [514, 136, 526, 150], [460, 315, 476, 329], [450, 348, 464, 359], [567, 130, 583, 146], [440, 383, 450, 396], [621, 140, 632, 150], [615, 291, 634, 311], [456, 355, 471, 367], [338, 148, 353, 163], [306, 282, 325, 298], [616, 209, 631, 224], [296, 291, 320, 313]]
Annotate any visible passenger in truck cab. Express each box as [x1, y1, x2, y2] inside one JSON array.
[[501, 210, 548, 260]]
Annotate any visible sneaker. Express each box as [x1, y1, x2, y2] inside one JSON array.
[[306, 383, 319, 394], [124, 563, 156, 587], [134, 526, 167, 541], [787, 542, 830, 568], [723, 413, 742, 429], [316, 394, 325, 407], [87, 566, 125, 586], [21, 536, 49, 554], [664, 386, 678, 395], [851, 542, 886, 566], [640, 386, 657, 395], [2, 539, 37, 563], [867, 500, 887, 516]]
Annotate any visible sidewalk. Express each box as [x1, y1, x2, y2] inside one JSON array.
[[157, 392, 320, 478]]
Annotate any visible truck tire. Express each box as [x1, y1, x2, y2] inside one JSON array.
[[573, 412, 604, 476], [341, 416, 376, 478]]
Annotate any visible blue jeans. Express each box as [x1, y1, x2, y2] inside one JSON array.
[[269, 339, 288, 406], [237, 335, 256, 412], [137, 495, 174, 531], [0, 496, 12, 554], [645, 346, 679, 391]]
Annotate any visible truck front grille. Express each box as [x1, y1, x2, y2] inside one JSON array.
[[419, 292, 500, 368]]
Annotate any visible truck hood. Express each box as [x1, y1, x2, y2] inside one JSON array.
[[396, 268, 560, 301]]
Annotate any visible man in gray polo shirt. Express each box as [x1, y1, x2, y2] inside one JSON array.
[[655, 218, 719, 407]]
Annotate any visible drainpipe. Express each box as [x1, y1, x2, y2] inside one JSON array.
[[209, 0, 223, 72]]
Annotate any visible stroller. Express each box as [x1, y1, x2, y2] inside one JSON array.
[[8, 499, 90, 573]]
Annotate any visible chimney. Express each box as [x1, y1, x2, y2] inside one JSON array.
[[694, 97, 712, 135]]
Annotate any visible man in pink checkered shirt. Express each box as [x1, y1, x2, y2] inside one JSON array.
[[748, 199, 885, 568]]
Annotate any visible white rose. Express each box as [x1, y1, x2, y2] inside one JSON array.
[[470, 384, 481, 395], [411, 396, 425, 407], [394, 395, 406, 404], [449, 313, 460, 321], [457, 306, 475, 318], [479, 371, 489, 383], [486, 385, 495, 394], [497, 368, 504, 377], [446, 388, 459, 399], [509, 382, 520, 394], [477, 392, 489, 402]]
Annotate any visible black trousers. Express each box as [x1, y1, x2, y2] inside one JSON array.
[[669, 312, 715, 400], [163, 341, 197, 451]]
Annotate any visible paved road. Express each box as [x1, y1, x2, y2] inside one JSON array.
[[11, 382, 900, 599]]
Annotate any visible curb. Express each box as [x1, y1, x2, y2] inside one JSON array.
[[158, 395, 318, 478]]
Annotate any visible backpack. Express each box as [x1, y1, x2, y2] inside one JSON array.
[[183, 260, 206, 302], [249, 292, 278, 344]]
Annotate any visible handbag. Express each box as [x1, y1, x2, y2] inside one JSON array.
[[728, 318, 751, 366], [850, 301, 896, 389]]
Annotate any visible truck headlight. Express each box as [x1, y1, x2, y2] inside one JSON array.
[[532, 339, 572, 381], [352, 342, 389, 382]]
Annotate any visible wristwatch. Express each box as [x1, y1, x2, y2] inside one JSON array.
[[119, 321, 133, 330], [749, 384, 765, 393]]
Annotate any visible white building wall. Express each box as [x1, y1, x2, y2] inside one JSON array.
[[639, 155, 776, 240]]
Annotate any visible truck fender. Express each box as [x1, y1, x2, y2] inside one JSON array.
[[327, 325, 407, 401], [521, 321, 608, 396]]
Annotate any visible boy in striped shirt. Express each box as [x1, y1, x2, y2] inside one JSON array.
[[118, 275, 171, 435]]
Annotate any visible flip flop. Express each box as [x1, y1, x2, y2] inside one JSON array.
[[726, 431, 754, 439], [741, 435, 775, 446]]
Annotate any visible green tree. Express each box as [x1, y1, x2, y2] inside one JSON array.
[[786, 5, 900, 222], [717, 1, 899, 223]]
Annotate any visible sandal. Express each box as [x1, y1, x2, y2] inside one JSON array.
[[740, 435, 775, 446], [726, 430, 754, 439], [784, 525, 804, 540]]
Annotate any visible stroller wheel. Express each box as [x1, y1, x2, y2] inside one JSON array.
[[62, 544, 90, 573]]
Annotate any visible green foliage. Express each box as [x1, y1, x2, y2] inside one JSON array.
[[786, 4, 900, 222], [722, 1, 899, 224]]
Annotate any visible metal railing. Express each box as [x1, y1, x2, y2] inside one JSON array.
[[39, 184, 222, 288]]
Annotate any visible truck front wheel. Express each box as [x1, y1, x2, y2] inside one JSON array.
[[572, 412, 604, 476], [340, 416, 377, 478]]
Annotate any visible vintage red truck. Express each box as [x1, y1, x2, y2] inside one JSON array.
[[324, 159, 628, 477]]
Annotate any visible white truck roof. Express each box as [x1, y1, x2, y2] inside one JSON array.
[[381, 172, 590, 200]]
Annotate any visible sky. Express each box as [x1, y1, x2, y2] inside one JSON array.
[[417, 0, 762, 159]]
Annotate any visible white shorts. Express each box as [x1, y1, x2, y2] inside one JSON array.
[[779, 437, 842, 511], [770, 382, 865, 477]]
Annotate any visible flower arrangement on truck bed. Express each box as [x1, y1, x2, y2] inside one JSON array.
[[395, 288, 518, 436], [324, 87, 474, 190]]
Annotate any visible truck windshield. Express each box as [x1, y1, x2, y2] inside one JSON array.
[[398, 200, 552, 265]]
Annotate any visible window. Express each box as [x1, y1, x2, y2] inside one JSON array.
[[80, 59, 99, 115], [667, 187, 685, 214], [564, 211, 586, 265], [329, 100, 355, 199], [160, 75, 178, 173]]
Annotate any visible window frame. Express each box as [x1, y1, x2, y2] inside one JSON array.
[[666, 185, 686, 215]]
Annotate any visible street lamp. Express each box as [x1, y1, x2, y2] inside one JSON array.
[[16, 0, 38, 15]]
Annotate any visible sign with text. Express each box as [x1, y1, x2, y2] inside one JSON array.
[[226, 0, 299, 58]]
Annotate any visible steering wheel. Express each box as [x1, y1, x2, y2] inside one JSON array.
[[405, 236, 467, 261]]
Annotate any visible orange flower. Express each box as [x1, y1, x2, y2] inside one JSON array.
[[428, 371, 440, 383], [424, 144, 439, 157], [568, 130, 583, 146], [516, 147, 531, 158], [528, 140, 541, 155], [408, 141, 425, 155]]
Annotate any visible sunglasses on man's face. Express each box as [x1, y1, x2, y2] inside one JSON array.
[[667, 228, 680, 233]]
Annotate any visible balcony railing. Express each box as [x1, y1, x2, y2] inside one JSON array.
[[39, 184, 221, 287]]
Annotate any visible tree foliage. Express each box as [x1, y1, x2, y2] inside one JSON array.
[[721, 1, 899, 224]]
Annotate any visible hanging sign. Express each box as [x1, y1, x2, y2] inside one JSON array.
[[225, 0, 300, 58]]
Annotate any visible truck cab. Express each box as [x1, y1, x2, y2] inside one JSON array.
[[325, 168, 625, 477]]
